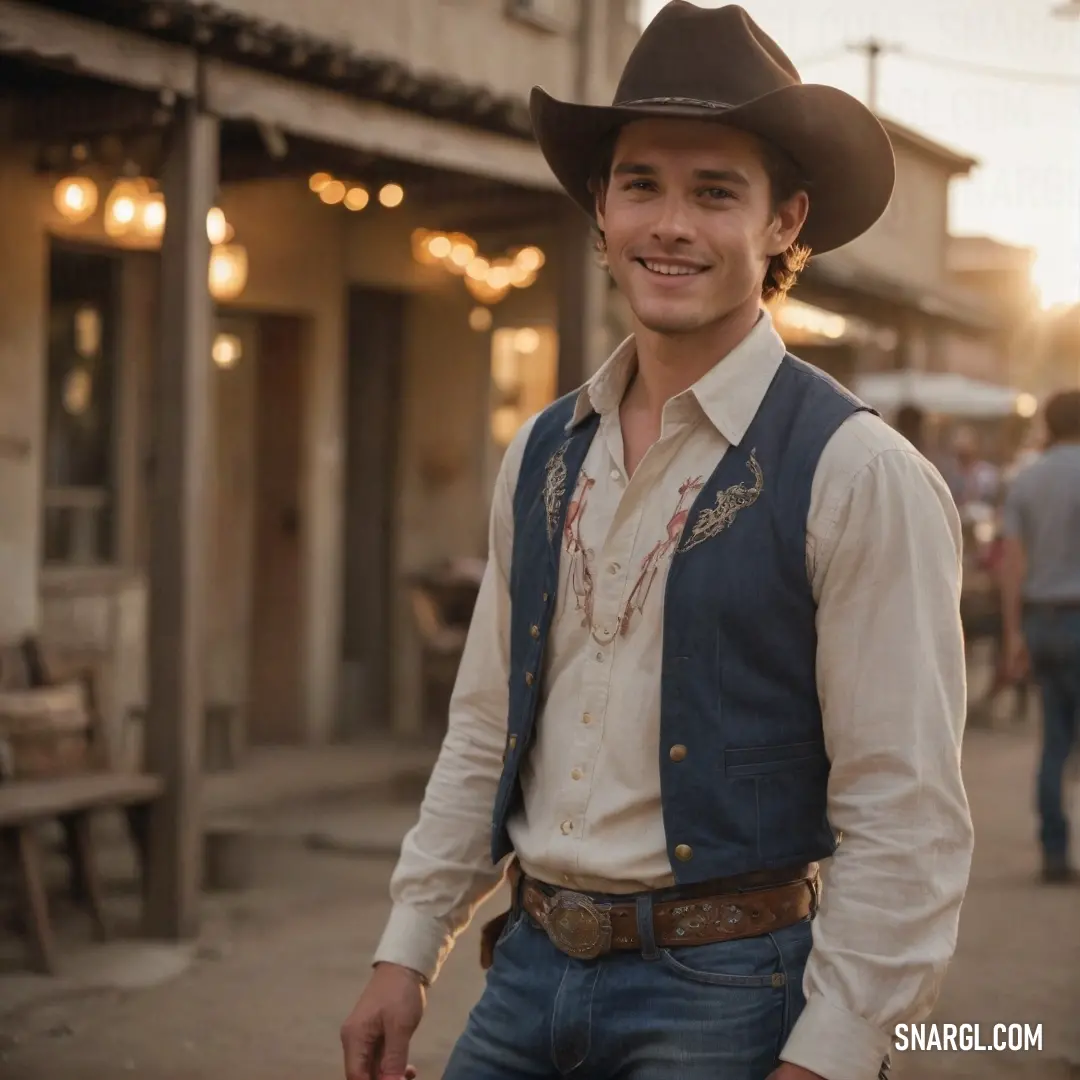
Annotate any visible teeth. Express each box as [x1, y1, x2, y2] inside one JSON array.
[[643, 260, 700, 276]]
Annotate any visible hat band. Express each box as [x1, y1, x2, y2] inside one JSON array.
[[614, 96, 735, 110]]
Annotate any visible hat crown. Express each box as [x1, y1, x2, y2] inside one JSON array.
[[614, 2, 801, 109]]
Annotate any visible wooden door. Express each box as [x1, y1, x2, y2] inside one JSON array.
[[248, 315, 303, 744]]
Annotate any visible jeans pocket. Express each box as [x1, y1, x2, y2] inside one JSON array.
[[495, 908, 527, 950], [658, 934, 786, 988]]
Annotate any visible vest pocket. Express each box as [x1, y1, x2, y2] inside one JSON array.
[[724, 740, 825, 776], [724, 741, 828, 863]]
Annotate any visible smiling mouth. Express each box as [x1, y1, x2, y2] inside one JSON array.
[[636, 258, 709, 277]]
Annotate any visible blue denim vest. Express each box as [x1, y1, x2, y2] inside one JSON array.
[[492, 354, 874, 884]]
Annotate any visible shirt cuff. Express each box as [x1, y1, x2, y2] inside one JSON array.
[[780, 994, 892, 1080], [371, 905, 453, 985]]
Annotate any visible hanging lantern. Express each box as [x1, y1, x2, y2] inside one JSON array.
[[207, 207, 233, 245], [53, 176, 98, 224], [104, 177, 152, 238], [212, 332, 243, 368], [137, 192, 167, 240], [208, 244, 249, 301]]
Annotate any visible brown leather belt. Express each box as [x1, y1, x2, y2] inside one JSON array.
[[514, 864, 819, 961]]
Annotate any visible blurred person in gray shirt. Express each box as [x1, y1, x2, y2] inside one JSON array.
[[1000, 389, 1080, 883]]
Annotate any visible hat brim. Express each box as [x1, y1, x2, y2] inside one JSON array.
[[530, 83, 895, 254]]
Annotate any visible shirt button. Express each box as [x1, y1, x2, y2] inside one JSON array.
[[595, 651, 604, 662], [607, 563, 620, 575], [674, 844, 694, 862], [560, 820, 573, 835], [571, 767, 583, 781], [669, 744, 688, 762], [609, 468, 621, 481], [582, 712, 592, 725]]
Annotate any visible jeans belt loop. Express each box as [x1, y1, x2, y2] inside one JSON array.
[[635, 893, 660, 960]]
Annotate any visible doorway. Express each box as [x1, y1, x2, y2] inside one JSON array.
[[340, 286, 405, 732], [247, 315, 304, 744]]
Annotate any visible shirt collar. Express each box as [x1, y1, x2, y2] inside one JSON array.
[[568, 309, 787, 447]]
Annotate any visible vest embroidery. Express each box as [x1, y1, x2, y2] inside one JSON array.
[[563, 469, 705, 642], [680, 450, 764, 552], [543, 441, 569, 542]]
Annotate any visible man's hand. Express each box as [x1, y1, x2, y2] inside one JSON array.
[[340, 962, 426, 1080], [1002, 628, 1030, 684], [767, 1065, 825, 1080]]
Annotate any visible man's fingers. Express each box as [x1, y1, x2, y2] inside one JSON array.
[[376, 1021, 412, 1079], [341, 1021, 377, 1080]]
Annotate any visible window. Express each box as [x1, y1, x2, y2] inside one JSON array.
[[42, 244, 121, 565], [490, 325, 559, 449]]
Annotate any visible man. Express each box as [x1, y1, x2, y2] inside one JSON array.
[[341, 5, 973, 1079], [1000, 389, 1080, 884], [942, 425, 1000, 513]]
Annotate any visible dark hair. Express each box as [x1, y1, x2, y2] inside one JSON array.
[[587, 126, 812, 302], [1044, 389, 1080, 444]]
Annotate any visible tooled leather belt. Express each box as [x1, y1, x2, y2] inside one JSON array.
[[515, 864, 820, 961]]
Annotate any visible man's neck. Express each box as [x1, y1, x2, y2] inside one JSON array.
[[625, 297, 762, 415]]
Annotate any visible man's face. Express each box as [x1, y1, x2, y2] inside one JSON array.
[[596, 119, 807, 335]]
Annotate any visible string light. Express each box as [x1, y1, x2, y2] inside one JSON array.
[[344, 186, 370, 211], [378, 183, 405, 208]]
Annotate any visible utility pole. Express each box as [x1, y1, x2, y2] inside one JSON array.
[[846, 37, 902, 112]]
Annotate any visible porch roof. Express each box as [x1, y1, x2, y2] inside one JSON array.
[[16, 0, 537, 141]]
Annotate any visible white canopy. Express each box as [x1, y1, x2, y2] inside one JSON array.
[[853, 371, 1025, 419]]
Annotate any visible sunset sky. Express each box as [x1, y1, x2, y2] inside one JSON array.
[[639, 0, 1080, 306]]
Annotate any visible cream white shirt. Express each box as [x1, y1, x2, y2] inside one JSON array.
[[374, 311, 974, 1080]]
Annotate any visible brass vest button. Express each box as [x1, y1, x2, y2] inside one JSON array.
[[669, 744, 687, 762], [674, 843, 693, 862], [524, 671, 534, 686], [530, 624, 540, 639]]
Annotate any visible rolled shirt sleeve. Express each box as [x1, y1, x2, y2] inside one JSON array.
[[371, 417, 535, 982], [780, 431, 974, 1080]]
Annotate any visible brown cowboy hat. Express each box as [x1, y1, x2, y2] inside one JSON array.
[[530, 1, 895, 254]]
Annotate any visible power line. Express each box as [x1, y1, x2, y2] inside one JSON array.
[[901, 49, 1080, 87], [802, 40, 1080, 90]]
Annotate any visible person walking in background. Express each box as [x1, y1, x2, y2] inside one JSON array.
[[942, 424, 1000, 512], [1000, 389, 1080, 884], [340, 5, 973, 1079]]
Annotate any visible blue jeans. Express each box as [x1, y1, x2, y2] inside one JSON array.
[[443, 902, 813, 1080], [1023, 606, 1080, 861]]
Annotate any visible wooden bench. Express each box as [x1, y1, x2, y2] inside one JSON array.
[[0, 772, 164, 973]]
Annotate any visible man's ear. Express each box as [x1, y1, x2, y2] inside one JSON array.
[[593, 182, 607, 233], [766, 189, 809, 256]]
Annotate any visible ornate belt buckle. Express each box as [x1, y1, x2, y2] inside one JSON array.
[[540, 891, 612, 960]]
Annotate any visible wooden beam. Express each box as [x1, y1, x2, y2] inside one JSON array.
[[143, 99, 217, 939], [203, 59, 560, 193], [557, 206, 611, 395], [0, 0, 197, 97]]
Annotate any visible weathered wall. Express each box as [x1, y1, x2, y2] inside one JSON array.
[[825, 147, 953, 290]]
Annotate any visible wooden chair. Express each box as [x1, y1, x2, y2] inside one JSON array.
[[0, 636, 163, 974]]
